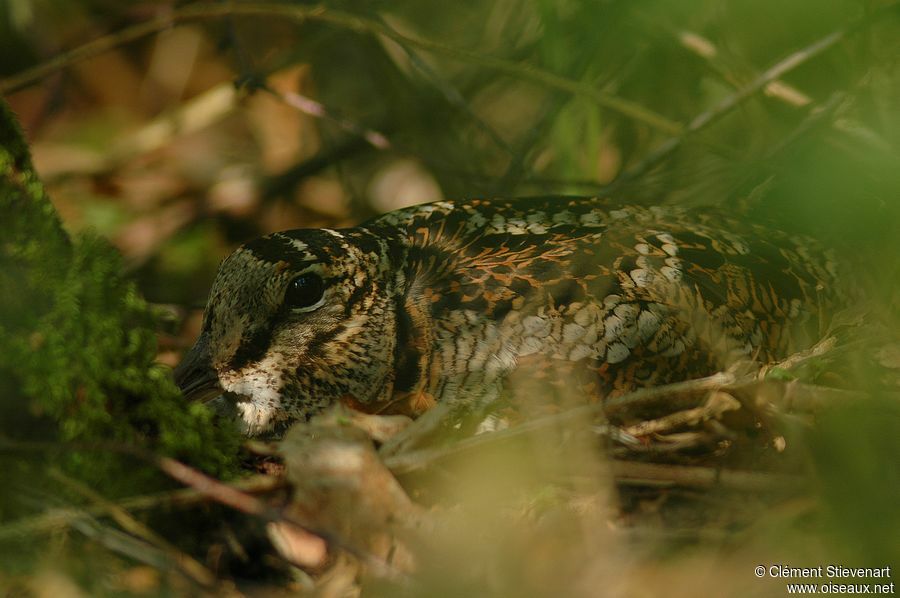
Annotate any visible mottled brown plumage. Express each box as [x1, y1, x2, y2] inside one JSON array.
[[175, 197, 845, 436]]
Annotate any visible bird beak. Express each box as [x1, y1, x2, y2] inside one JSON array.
[[174, 335, 223, 403]]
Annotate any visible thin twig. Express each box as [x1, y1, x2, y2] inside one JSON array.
[[0, 437, 407, 583], [725, 91, 850, 208], [761, 92, 849, 160], [603, 371, 737, 413], [622, 391, 741, 438], [386, 419, 801, 491], [611, 432, 716, 456], [674, 28, 812, 108], [611, 460, 801, 491], [0, 2, 680, 135], [264, 86, 391, 150], [70, 516, 197, 578], [0, 474, 281, 540], [152, 456, 404, 582], [383, 372, 736, 475], [48, 468, 220, 590], [747, 380, 876, 413], [383, 331, 874, 477], [760, 336, 837, 378], [370, 11, 517, 159], [616, 3, 899, 183]]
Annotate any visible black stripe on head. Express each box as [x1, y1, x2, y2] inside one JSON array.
[[228, 287, 341, 372], [244, 234, 311, 266], [346, 229, 382, 257], [201, 306, 215, 335], [281, 229, 344, 263], [228, 326, 272, 371]]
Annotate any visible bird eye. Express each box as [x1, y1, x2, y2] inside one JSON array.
[[285, 273, 325, 310]]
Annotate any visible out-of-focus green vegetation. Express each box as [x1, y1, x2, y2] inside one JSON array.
[[0, 101, 239, 467], [0, 100, 241, 584], [1, 0, 898, 594], [2, 0, 897, 305]]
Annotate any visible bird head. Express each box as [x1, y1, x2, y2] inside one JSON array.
[[174, 228, 401, 436]]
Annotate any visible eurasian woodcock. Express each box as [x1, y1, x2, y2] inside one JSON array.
[[175, 197, 845, 436]]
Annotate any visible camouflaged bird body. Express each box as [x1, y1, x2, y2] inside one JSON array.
[[184, 197, 843, 435]]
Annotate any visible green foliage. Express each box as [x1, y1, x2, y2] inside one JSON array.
[[807, 397, 900, 565], [764, 367, 797, 381], [0, 100, 240, 510]]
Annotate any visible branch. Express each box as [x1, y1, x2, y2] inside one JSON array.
[[0, 2, 680, 135], [617, 2, 899, 182], [48, 469, 220, 590], [0, 436, 407, 583], [611, 460, 801, 492], [383, 330, 875, 477], [0, 474, 281, 540], [383, 372, 738, 475]]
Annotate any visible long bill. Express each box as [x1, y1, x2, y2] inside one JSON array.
[[174, 335, 224, 404]]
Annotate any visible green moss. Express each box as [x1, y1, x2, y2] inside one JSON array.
[[0, 100, 240, 508]]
